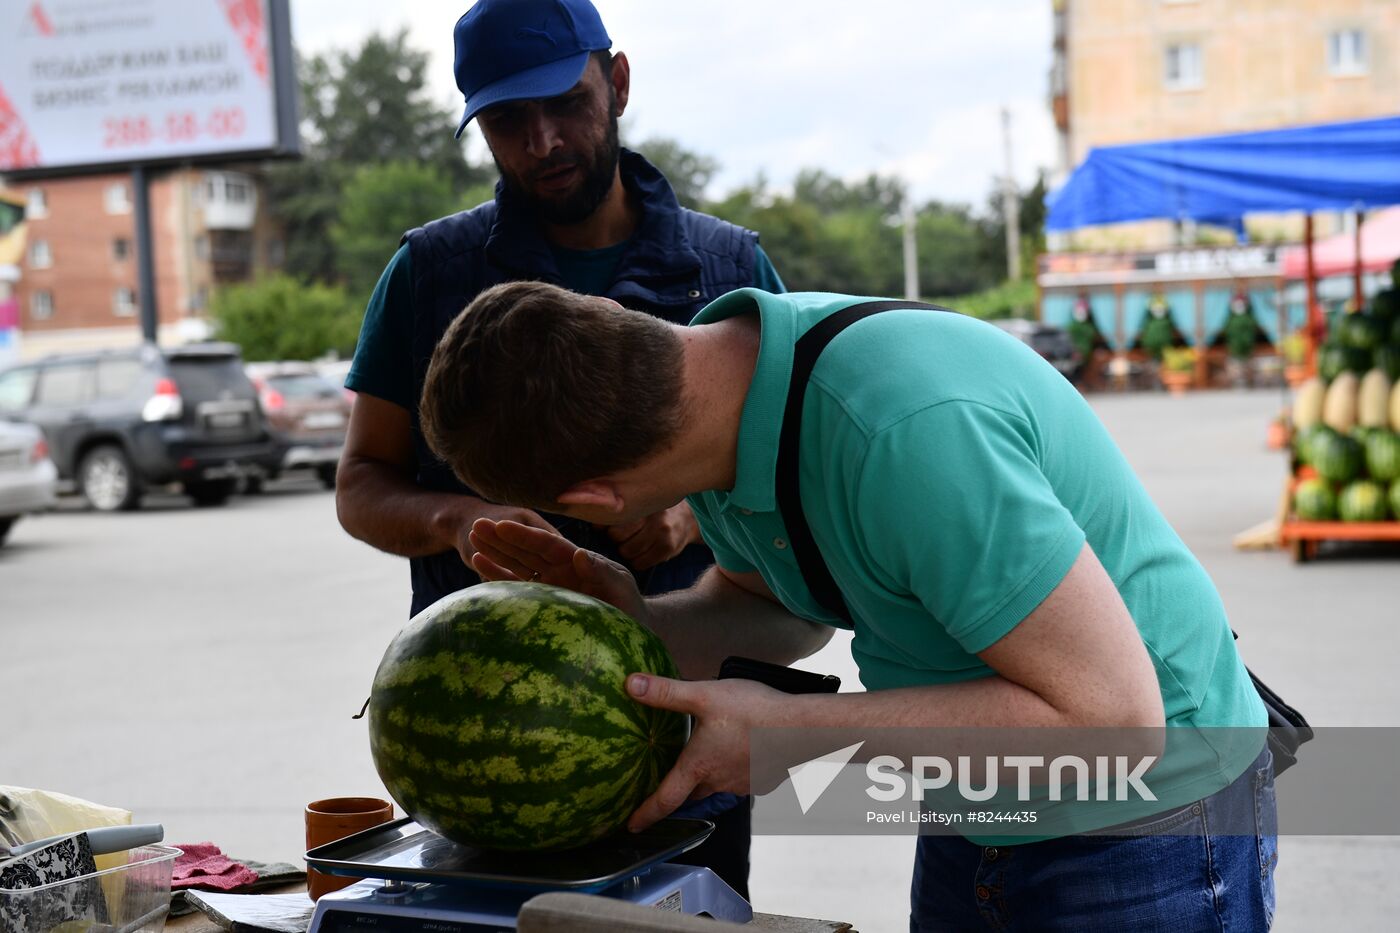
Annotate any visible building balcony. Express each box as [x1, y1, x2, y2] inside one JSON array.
[[199, 171, 257, 231]]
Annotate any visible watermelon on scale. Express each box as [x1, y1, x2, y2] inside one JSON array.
[[367, 582, 687, 851]]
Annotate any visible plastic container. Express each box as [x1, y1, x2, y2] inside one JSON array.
[[0, 844, 180, 933]]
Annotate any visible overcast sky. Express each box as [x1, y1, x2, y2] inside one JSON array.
[[289, 0, 1057, 208]]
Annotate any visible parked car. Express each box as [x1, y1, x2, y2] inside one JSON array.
[[314, 358, 356, 402], [245, 362, 351, 490], [991, 318, 1082, 380], [0, 343, 280, 511], [0, 420, 57, 546]]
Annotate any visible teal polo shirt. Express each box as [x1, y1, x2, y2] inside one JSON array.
[[687, 290, 1265, 832]]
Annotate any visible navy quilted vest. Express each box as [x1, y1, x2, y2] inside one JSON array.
[[402, 150, 757, 615]]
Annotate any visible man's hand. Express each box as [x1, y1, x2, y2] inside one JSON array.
[[446, 502, 558, 569], [605, 501, 701, 570], [623, 673, 788, 832], [469, 519, 649, 623]]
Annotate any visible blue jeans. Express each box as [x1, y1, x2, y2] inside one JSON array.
[[910, 747, 1278, 931]]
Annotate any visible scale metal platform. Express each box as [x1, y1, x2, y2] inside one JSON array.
[[305, 816, 752, 931]]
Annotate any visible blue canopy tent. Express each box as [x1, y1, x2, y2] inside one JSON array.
[[1045, 115, 1400, 369], [1046, 115, 1400, 232]]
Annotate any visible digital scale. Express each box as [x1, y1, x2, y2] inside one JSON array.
[[305, 817, 752, 932]]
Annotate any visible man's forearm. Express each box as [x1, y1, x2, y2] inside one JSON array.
[[644, 567, 833, 680], [335, 457, 468, 558]]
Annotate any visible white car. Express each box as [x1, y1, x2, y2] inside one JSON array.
[[0, 420, 58, 546]]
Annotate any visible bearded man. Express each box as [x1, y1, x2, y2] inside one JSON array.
[[334, 0, 783, 896]]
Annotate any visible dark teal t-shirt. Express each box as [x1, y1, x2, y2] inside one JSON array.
[[346, 241, 785, 410]]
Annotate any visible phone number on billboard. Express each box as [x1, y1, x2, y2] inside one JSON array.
[[103, 109, 248, 149]]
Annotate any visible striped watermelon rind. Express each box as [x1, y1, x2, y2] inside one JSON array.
[[1338, 481, 1389, 523], [1365, 431, 1400, 483], [1310, 431, 1363, 484], [368, 582, 687, 851], [1293, 478, 1337, 521]]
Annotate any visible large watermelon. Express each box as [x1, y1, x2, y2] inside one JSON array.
[[1374, 345, 1400, 382], [1338, 313, 1385, 352], [1310, 430, 1363, 484], [1365, 431, 1400, 483], [1391, 479, 1400, 521], [1338, 481, 1389, 522], [1294, 425, 1334, 468], [1316, 345, 1347, 382], [1293, 478, 1336, 521], [367, 582, 687, 851]]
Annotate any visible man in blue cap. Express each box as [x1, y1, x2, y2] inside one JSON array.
[[335, 0, 783, 896]]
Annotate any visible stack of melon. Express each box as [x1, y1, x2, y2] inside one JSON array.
[[1290, 274, 1400, 522]]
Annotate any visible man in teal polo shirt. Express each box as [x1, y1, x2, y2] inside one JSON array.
[[419, 282, 1276, 929]]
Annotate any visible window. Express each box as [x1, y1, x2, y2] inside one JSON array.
[[224, 178, 252, 203], [192, 285, 210, 311], [35, 363, 93, 407], [30, 290, 54, 320], [194, 235, 210, 260], [28, 239, 52, 269], [0, 367, 37, 413], [1164, 43, 1203, 90], [1328, 30, 1368, 76], [25, 188, 47, 219], [104, 182, 131, 214], [112, 237, 131, 261], [96, 358, 144, 399], [113, 287, 138, 317]]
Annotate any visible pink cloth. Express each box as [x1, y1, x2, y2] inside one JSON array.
[[170, 842, 260, 891]]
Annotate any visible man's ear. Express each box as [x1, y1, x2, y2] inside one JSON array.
[[556, 479, 626, 515], [610, 51, 630, 116]]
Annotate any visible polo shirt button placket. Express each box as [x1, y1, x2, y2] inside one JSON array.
[[739, 508, 753, 515], [773, 538, 788, 550]]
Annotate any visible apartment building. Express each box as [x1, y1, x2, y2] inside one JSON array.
[[6, 167, 283, 359]]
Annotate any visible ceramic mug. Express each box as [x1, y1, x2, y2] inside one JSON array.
[[304, 797, 394, 900]]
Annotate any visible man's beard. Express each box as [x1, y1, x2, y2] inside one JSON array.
[[496, 110, 621, 226]]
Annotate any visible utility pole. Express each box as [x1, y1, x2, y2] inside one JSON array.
[[1000, 107, 1022, 282], [902, 196, 919, 301]]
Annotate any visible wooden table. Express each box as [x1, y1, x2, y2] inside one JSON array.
[[166, 882, 854, 932]]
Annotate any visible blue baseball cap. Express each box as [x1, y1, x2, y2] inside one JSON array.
[[452, 0, 613, 138]]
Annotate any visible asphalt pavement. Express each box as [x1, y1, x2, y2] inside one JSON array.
[[4, 387, 1398, 931]]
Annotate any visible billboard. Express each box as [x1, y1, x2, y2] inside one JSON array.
[[0, 0, 298, 177]]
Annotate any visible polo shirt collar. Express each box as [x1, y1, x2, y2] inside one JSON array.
[[690, 288, 796, 514]]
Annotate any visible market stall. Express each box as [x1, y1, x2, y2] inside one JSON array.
[[1044, 115, 1400, 557]]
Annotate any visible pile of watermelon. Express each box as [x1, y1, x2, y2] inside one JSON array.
[[366, 582, 688, 852], [1290, 267, 1400, 523]]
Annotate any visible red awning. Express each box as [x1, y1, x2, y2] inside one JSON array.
[[1280, 207, 1400, 279]]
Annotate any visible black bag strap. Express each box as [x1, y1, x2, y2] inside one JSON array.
[[775, 299, 955, 626]]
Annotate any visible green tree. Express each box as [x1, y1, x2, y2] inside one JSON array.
[[630, 137, 718, 210], [267, 29, 492, 283], [332, 161, 463, 299], [211, 275, 360, 361]]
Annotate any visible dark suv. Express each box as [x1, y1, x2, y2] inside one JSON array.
[[0, 343, 280, 510]]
